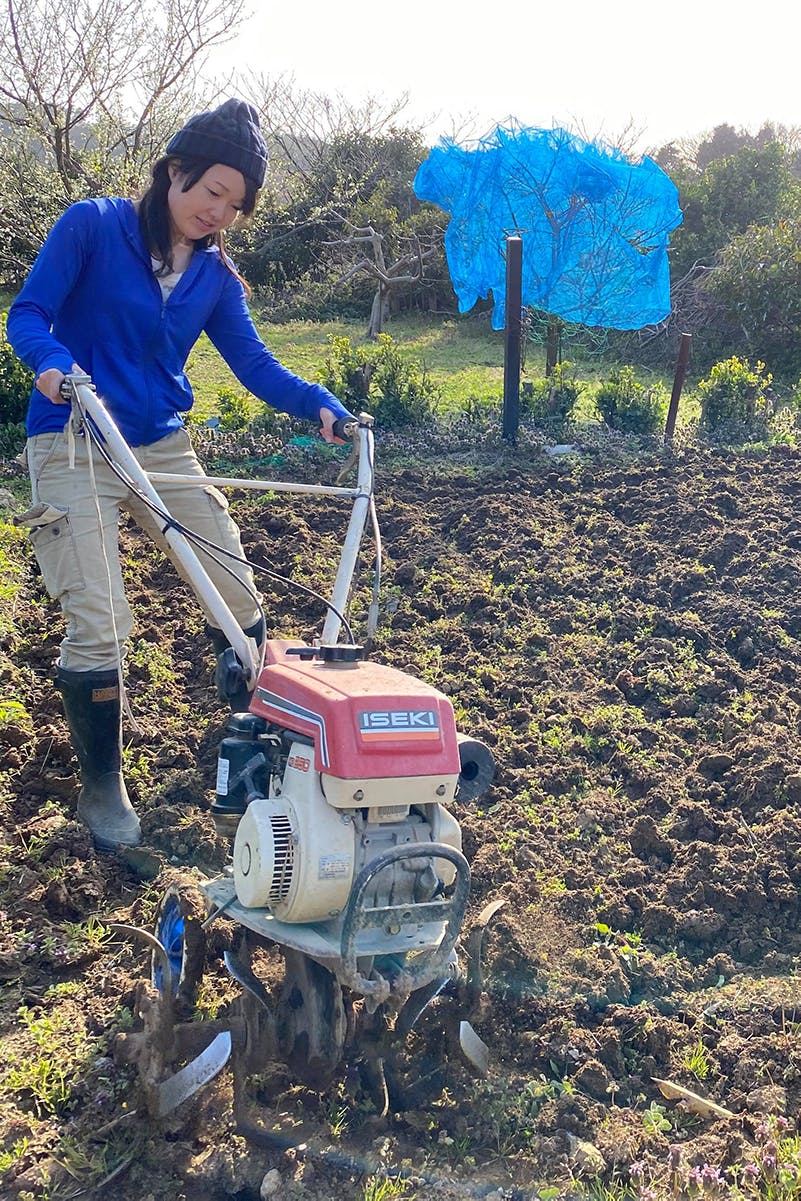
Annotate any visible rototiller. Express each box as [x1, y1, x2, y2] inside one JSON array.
[[62, 375, 501, 1129]]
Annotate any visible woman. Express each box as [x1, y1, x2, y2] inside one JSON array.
[[8, 99, 353, 850]]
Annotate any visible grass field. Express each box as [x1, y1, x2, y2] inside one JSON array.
[[1, 285, 700, 429], [187, 315, 507, 418], [186, 312, 682, 425]]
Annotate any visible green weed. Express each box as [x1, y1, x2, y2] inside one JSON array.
[[538, 874, 567, 899], [360, 1174, 411, 1201], [3, 1004, 93, 1116], [477, 1074, 576, 1157], [127, 639, 177, 688], [641, 1101, 672, 1136], [5, 1055, 70, 1117], [681, 1037, 711, 1081], [0, 1136, 29, 1173], [60, 916, 113, 954], [0, 697, 32, 730]]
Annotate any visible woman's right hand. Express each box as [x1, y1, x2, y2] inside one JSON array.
[[35, 362, 83, 404]]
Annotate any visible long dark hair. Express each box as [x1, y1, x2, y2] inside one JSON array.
[[138, 155, 258, 293]]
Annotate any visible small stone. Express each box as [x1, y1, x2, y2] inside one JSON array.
[[566, 1134, 606, 1177], [785, 772, 801, 802], [260, 1168, 282, 1199]]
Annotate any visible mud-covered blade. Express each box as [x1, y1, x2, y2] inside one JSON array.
[[223, 949, 272, 1008], [156, 1030, 231, 1116], [459, 1020, 490, 1077]]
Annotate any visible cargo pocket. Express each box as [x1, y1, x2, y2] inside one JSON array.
[[204, 485, 231, 514], [14, 502, 86, 600]]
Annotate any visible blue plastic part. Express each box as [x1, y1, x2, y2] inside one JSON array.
[[153, 893, 185, 997], [413, 123, 683, 331]]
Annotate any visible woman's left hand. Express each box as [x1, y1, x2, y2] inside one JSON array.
[[319, 407, 348, 444]]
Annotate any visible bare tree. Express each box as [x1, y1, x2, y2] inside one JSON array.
[[0, 0, 244, 278], [324, 218, 437, 338], [243, 73, 412, 208], [228, 76, 446, 326], [567, 115, 648, 160]]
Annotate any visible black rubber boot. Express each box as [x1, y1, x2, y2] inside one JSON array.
[[56, 665, 142, 850], [206, 618, 264, 712]]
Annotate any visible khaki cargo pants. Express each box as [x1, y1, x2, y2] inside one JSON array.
[[20, 427, 261, 672]]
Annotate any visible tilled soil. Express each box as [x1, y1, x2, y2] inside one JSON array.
[[3, 439, 801, 1199]]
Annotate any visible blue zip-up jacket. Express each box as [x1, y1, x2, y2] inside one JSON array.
[[8, 197, 351, 446]]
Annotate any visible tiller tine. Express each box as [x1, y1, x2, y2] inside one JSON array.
[[223, 948, 272, 1008], [110, 921, 231, 1116], [464, 897, 507, 1012], [155, 1030, 232, 1116], [395, 973, 452, 1038], [458, 1020, 491, 1077], [452, 897, 507, 1077]]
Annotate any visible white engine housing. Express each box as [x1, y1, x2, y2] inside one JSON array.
[[233, 738, 462, 922]]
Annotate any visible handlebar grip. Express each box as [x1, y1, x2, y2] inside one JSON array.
[[332, 416, 356, 440]]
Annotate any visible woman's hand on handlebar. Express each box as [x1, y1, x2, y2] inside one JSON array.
[[319, 406, 352, 444], [35, 363, 84, 404]]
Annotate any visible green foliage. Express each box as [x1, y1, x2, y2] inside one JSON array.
[[595, 366, 666, 434], [3, 1004, 91, 1116], [216, 386, 253, 432], [668, 140, 797, 282], [318, 332, 440, 427], [0, 421, 25, 456], [641, 1101, 672, 1136], [230, 121, 449, 320], [360, 1175, 411, 1201], [702, 215, 801, 377], [522, 362, 583, 430], [680, 1037, 711, 1080], [0, 311, 33, 426], [697, 355, 772, 438]]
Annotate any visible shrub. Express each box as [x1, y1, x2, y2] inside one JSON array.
[[319, 335, 373, 407], [697, 355, 772, 439], [521, 362, 583, 430], [215, 387, 252, 432], [0, 422, 25, 457], [0, 311, 33, 427], [595, 366, 667, 435], [318, 332, 440, 428]]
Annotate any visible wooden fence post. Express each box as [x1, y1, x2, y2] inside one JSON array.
[[502, 235, 523, 444], [664, 332, 692, 445]]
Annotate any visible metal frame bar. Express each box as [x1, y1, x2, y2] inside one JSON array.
[[339, 843, 471, 998], [146, 473, 362, 499], [69, 381, 375, 683], [72, 382, 259, 680]]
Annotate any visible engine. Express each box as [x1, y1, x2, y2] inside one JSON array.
[[212, 639, 495, 926], [232, 737, 463, 922]]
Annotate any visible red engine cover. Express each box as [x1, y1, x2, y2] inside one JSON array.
[[250, 640, 460, 779]]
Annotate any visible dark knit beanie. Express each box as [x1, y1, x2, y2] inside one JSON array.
[[166, 98, 268, 189]]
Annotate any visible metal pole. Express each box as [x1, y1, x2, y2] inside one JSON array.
[[321, 424, 374, 646], [72, 383, 260, 685], [664, 332, 692, 445], [502, 235, 523, 444]]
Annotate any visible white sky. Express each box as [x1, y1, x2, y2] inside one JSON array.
[[209, 1, 800, 154]]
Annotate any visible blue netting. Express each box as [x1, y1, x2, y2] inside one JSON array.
[[413, 124, 683, 330]]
